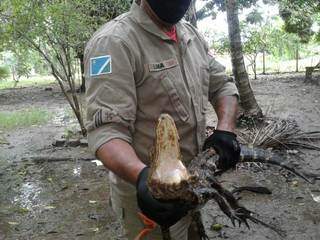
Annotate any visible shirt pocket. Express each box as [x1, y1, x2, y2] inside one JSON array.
[[200, 66, 210, 114], [160, 71, 190, 122]]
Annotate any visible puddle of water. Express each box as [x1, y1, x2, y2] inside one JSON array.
[[52, 108, 78, 127], [72, 159, 83, 177], [310, 190, 320, 203], [73, 165, 82, 177], [13, 182, 42, 210], [91, 160, 103, 166]]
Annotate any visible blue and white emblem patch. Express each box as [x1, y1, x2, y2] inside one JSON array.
[[90, 55, 112, 76]]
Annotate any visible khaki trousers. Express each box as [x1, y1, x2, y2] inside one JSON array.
[[109, 172, 201, 240]]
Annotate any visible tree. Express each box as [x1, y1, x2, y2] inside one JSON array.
[[192, 0, 319, 108], [278, 0, 319, 43], [187, 0, 263, 118], [225, 0, 263, 118], [0, 66, 10, 81], [0, 0, 130, 136], [243, 8, 269, 75], [3, 50, 33, 84], [278, 0, 320, 70], [243, 29, 262, 79], [211, 34, 230, 55]]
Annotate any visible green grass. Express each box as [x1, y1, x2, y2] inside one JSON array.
[[0, 75, 55, 90], [0, 108, 50, 130]]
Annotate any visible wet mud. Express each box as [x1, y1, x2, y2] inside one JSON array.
[[0, 159, 124, 240]]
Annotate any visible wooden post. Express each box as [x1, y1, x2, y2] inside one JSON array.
[[305, 67, 313, 81], [295, 46, 299, 72], [305, 61, 320, 84], [262, 50, 266, 75]]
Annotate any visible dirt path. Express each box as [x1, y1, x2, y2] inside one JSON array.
[[0, 73, 319, 240]]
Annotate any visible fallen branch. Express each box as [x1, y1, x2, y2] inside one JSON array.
[[22, 156, 95, 163]]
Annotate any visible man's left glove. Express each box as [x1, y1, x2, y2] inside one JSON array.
[[202, 130, 241, 171]]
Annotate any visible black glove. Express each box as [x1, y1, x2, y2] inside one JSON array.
[[136, 167, 191, 228], [203, 130, 240, 171]]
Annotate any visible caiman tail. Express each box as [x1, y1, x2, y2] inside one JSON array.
[[240, 145, 312, 183]]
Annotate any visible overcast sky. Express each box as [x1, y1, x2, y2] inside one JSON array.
[[196, 0, 280, 40]]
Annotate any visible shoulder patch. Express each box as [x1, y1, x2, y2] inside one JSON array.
[[90, 55, 112, 76]]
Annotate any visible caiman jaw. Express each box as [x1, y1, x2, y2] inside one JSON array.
[[148, 114, 190, 198]]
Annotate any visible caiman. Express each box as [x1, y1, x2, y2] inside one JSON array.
[[148, 114, 312, 239]]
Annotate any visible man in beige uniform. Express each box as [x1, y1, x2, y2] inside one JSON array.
[[85, 0, 240, 239]]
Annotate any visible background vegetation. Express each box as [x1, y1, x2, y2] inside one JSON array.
[[0, 0, 319, 130]]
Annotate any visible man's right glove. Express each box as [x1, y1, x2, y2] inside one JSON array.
[[202, 129, 241, 171], [136, 167, 191, 228]]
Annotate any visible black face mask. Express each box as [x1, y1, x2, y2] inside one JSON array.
[[146, 0, 192, 25]]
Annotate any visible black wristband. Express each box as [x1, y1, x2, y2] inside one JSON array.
[[136, 166, 149, 189], [213, 129, 237, 138]]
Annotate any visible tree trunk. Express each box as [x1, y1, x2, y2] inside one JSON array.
[[262, 50, 266, 75], [226, 0, 262, 117], [253, 56, 257, 80], [79, 53, 86, 93], [295, 46, 299, 72], [11, 66, 16, 82], [185, 0, 198, 27]]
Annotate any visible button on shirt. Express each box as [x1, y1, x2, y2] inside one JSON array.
[[84, 2, 239, 165]]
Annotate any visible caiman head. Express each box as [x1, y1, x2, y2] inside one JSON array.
[[147, 114, 192, 200]]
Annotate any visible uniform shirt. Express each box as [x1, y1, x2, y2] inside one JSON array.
[[84, 2, 239, 165]]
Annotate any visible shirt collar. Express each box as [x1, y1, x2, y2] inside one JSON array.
[[130, 2, 193, 44]]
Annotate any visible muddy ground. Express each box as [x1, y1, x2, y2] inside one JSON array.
[[0, 72, 319, 240]]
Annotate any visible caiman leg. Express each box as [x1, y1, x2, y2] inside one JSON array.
[[231, 185, 272, 195], [206, 175, 251, 228], [193, 187, 242, 225], [206, 175, 287, 236], [190, 211, 209, 240], [161, 214, 209, 240], [161, 213, 209, 240]]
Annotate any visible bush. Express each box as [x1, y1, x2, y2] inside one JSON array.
[[0, 66, 10, 80]]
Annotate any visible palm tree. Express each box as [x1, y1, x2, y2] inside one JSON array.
[[226, 0, 263, 118]]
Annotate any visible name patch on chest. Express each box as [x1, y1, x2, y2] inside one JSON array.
[[147, 58, 179, 72]]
